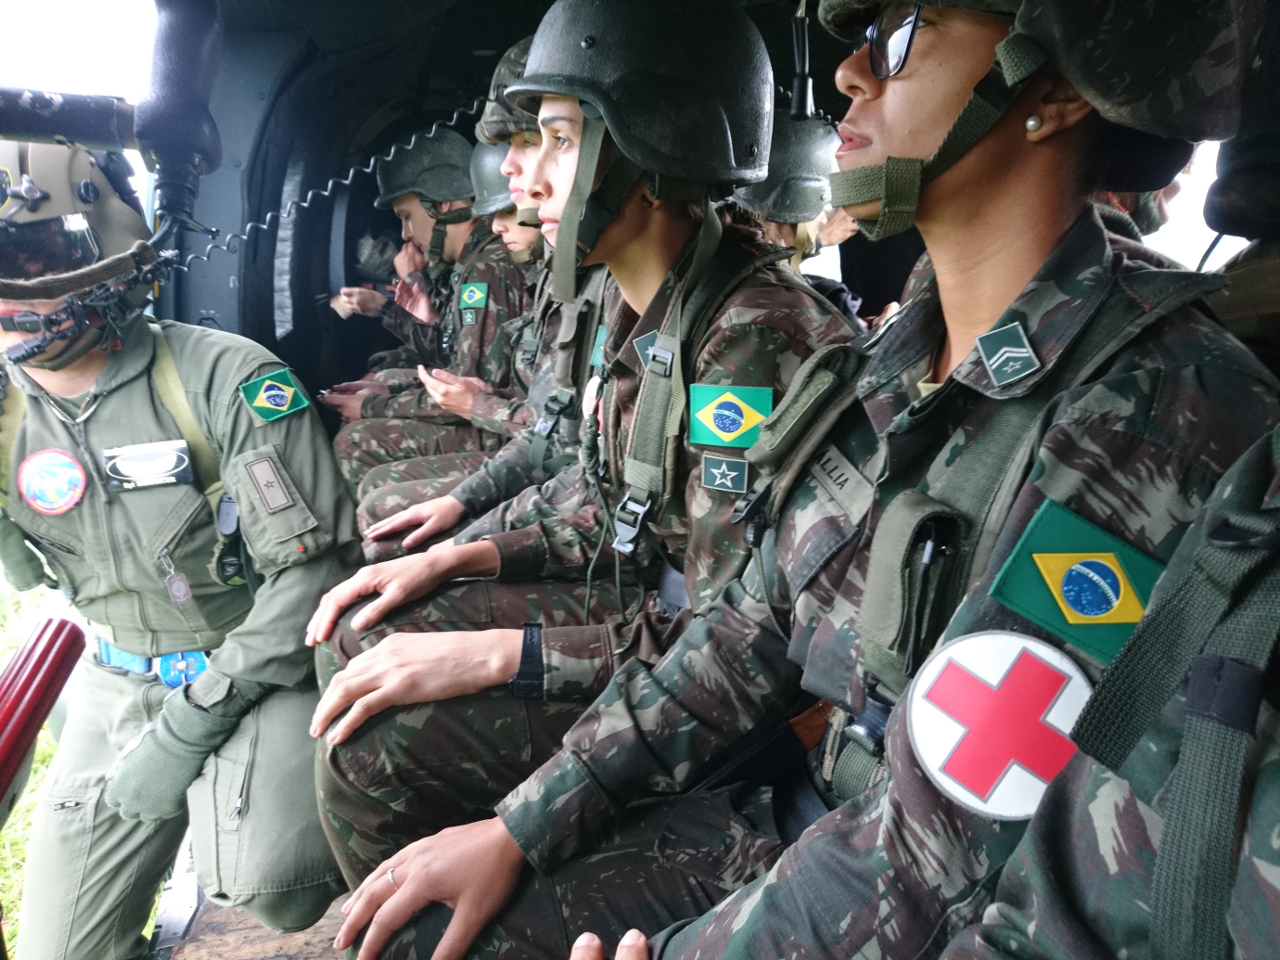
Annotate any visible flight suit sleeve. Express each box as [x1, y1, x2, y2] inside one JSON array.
[[190, 360, 361, 713]]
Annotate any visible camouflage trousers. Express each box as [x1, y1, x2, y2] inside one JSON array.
[[334, 417, 500, 489], [315, 577, 635, 889], [371, 782, 783, 960], [357, 453, 494, 564]]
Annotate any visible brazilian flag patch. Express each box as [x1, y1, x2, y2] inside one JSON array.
[[460, 282, 489, 309], [689, 384, 773, 449], [989, 499, 1164, 664], [239, 369, 310, 423]]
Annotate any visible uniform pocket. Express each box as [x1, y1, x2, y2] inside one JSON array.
[[225, 444, 332, 573]]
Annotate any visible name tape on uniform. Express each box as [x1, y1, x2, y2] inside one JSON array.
[[239, 369, 310, 423], [689, 384, 773, 449], [989, 499, 1164, 664], [907, 631, 1091, 821], [102, 440, 194, 491]]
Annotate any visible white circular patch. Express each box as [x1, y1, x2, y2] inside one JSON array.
[[906, 631, 1092, 821]]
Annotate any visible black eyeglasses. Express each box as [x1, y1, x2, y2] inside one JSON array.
[[864, 2, 921, 80]]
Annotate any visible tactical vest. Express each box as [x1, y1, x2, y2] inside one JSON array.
[[742, 267, 1223, 802]]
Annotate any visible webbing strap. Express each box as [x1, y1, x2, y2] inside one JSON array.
[[426, 205, 474, 265], [148, 324, 223, 511], [0, 374, 26, 512], [829, 35, 1047, 241], [553, 117, 626, 303]]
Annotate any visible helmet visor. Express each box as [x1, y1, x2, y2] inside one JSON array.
[[0, 215, 101, 282]]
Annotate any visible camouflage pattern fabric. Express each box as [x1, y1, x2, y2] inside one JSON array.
[[1209, 238, 1280, 379], [315, 238, 852, 901], [315, 584, 685, 887], [431, 208, 1279, 960], [475, 238, 854, 612], [333, 416, 499, 490], [361, 220, 531, 419], [357, 267, 614, 563], [356, 451, 493, 563], [938, 425, 1280, 960]]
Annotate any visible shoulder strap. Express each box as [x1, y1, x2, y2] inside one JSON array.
[[148, 324, 223, 511], [613, 241, 790, 552], [0, 372, 26, 512], [1070, 433, 1280, 960]]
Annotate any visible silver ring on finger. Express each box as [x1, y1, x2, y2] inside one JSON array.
[[386, 867, 398, 890]]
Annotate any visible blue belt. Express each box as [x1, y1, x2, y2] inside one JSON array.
[[96, 638, 209, 688]]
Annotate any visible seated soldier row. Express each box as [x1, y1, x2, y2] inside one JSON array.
[[299, 1, 1280, 960]]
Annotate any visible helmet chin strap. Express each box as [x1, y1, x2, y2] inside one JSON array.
[[829, 32, 1047, 241], [18, 323, 108, 371], [426, 204, 475, 265], [552, 110, 645, 302]]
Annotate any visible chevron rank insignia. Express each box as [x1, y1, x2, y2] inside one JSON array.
[[976, 323, 1041, 387], [702, 455, 748, 493], [239, 369, 310, 423], [460, 282, 489, 308], [689, 384, 772, 448], [989, 499, 1164, 665]]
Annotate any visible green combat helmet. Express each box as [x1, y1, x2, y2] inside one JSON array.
[[734, 105, 841, 225], [475, 37, 538, 148], [0, 141, 153, 368], [819, 0, 1264, 240], [505, 0, 774, 300], [374, 127, 476, 263], [471, 141, 515, 217]]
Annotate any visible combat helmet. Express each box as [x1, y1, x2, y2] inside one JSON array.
[[476, 37, 539, 147], [375, 127, 476, 263], [471, 141, 515, 218], [505, 0, 774, 300], [735, 106, 841, 224], [0, 141, 154, 367], [819, 0, 1263, 240]]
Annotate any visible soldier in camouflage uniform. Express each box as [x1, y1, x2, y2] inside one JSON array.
[[327, 134, 532, 489], [306, 0, 855, 910], [317, 2, 1280, 959]]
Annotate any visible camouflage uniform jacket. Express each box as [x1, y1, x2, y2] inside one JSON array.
[[494, 210, 1280, 956], [477, 237, 854, 614], [940, 425, 1280, 960], [361, 219, 530, 419], [449, 264, 613, 517]]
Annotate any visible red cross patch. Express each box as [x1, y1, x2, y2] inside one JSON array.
[[906, 631, 1092, 820]]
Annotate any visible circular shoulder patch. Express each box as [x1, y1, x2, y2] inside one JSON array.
[[18, 449, 87, 516], [906, 631, 1092, 821]]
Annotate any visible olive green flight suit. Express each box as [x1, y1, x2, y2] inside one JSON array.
[[7, 317, 360, 960]]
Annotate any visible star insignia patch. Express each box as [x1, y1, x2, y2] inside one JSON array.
[[689, 384, 773, 448], [239, 369, 310, 423], [701, 455, 748, 493]]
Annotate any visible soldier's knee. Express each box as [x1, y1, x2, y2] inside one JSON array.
[[234, 877, 348, 933]]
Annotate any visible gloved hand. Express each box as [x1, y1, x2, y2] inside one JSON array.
[[105, 686, 241, 821]]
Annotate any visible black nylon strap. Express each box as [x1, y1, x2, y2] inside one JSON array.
[[1185, 654, 1267, 732]]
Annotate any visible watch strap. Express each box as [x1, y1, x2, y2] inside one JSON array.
[[508, 623, 544, 699]]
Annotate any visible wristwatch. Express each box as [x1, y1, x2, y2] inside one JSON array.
[[508, 623, 544, 699]]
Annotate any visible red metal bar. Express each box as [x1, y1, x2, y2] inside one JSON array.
[[0, 619, 84, 802]]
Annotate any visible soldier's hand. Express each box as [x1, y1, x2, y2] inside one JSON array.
[[337, 287, 388, 318], [570, 930, 651, 960], [334, 817, 526, 960], [395, 241, 429, 281], [317, 390, 368, 422], [305, 541, 501, 646], [419, 366, 486, 420], [816, 207, 858, 248], [310, 629, 523, 743], [366, 495, 469, 550], [328, 379, 391, 396]]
